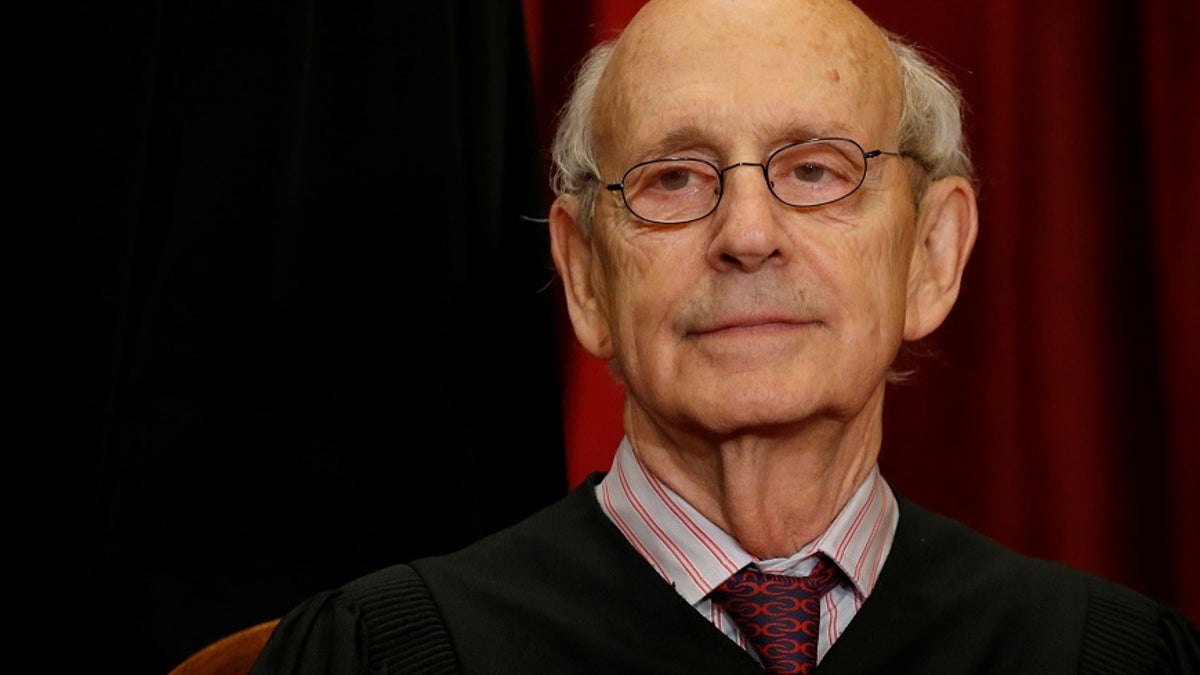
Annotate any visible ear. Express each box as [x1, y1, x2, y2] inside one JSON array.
[[903, 176, 979, 341], [549, 196, 614, 360]]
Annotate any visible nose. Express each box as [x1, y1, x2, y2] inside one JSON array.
[[706, 163, 787, 273]]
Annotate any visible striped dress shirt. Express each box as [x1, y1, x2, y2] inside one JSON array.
[[594, 437, 899, 665]]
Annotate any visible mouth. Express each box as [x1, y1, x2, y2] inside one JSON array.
[[687, 316, 820, 338]]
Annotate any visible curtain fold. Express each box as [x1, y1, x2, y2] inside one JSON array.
[[19, 2, 563, 672], [1143, 0, 1200, 625]]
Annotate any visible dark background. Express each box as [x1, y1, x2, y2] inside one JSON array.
[[17, 2, 564, 672]]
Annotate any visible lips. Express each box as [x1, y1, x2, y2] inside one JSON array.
[[688, 314, 817, 336], [674, 284, 824, 338]]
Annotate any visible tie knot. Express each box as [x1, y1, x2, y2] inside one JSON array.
[[709, 556, 843, 674], [715, 555, 843, 604]]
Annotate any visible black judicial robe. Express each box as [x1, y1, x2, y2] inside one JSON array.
[[250, 475, 1200, 674]]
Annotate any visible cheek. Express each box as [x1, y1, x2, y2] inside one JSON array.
[[597, 229, 702, 369], [863, 235, 911, 310], [596, 232, 672, 346], [859, 228, 915, 343], [808, 219, 913, 337]]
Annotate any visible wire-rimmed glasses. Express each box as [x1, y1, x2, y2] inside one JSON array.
[[604, 137, 905, 225]]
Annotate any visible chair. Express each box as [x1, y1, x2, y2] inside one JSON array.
[[169, 618, 280, 675]]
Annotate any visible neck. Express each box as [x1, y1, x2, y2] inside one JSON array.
[[625, 386, 885, 559]]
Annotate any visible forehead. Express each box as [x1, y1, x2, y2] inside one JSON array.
[[594, 0, 900, 165]]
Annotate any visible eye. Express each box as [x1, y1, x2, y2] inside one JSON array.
[[767, 140, 867, 206], [619, 159, 720, 224], [635, 161, 713, 193], [657, 167, 695, 191], [624, 159, 719, 199], [792, 162, 829, 183]]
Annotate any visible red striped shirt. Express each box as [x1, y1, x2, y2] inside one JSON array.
[[595, 437, 898, 664]]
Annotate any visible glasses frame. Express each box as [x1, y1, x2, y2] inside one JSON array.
[[603, 137, 906, 225]]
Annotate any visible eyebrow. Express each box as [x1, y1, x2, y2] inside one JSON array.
[[634, 126, 712, 162], [768, 122, 859, 146], [633, 122, 858, 163]]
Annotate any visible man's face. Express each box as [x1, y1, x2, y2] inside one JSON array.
[[577, 0, 922, 440]]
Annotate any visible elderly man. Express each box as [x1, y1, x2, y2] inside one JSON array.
[[250, 0, 1200, 673]]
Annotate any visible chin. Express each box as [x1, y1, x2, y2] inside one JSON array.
[[680, 393, 835, 438]]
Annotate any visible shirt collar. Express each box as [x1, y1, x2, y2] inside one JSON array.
[[595, 436, 897, 605]]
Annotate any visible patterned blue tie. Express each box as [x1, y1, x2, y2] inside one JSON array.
[[708, 556, 842, 674]]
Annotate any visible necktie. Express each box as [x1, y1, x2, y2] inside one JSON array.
[[708, 556, 842, 674]]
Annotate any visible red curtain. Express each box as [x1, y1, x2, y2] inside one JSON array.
[[522, 0, 1200, 622]]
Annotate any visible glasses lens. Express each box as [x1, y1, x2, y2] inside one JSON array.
[[621, 159, 720, 224], [767, 139, 867, 207]]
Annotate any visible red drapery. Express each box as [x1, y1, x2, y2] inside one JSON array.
[[522, 0, 1199, 622]]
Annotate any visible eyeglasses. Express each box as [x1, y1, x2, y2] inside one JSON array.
[[604, 137, 906, 225]]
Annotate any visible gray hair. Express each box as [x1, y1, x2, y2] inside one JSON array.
[[549, 32, 974, 236], [886, 32, 975, 194], [549, 41, 616, 235]]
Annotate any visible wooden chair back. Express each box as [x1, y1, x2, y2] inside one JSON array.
[[168, 618, 280, 675]]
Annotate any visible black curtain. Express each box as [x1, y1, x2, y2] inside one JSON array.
[[16, 2, 565, 672]]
